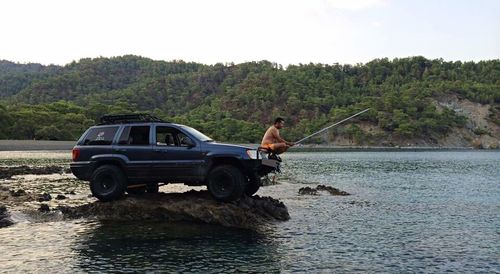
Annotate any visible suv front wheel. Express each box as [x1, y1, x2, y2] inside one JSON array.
[[207, 165, 244, 202], [90, 165, 127, 202]]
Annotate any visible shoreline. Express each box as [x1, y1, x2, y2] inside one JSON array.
[[0, 140, 495, 152]]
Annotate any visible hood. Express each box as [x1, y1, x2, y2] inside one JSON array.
[[204, 142, 254, 151]]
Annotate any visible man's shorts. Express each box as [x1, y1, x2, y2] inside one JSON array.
[[261, 143, 276, 151]]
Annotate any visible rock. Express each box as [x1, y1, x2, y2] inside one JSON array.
[[10, 189, 26, 197], [38, 204, 50, 212], [0, 205, 14, 228], [66, 191, 76, 195], [316, 185, 350, 196], [298, 187, 319, 195], [38, 193, 52, 202], [1, 187, 35, 205], [299, 185, 350, 196], [58, 191, 290, 230], [55, 194, 66, 200]]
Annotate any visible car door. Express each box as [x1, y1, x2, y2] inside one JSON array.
[[113, 125, 153, 182], [152, 125, 204, 182]]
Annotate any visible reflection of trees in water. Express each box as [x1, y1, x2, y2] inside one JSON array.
[[73, 221, 283, 272]]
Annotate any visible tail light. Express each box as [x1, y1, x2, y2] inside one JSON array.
[[72, 147, 80, 161]]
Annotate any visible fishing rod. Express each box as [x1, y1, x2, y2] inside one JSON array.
[[294, 108, 371, 145]]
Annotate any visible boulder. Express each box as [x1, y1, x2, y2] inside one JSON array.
[[58, 191, 289, 230]]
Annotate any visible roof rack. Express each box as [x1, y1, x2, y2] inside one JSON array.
[[99, 114, 168, 125]]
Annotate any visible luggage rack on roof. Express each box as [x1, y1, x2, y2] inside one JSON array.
[[99, 114, 168, 125]]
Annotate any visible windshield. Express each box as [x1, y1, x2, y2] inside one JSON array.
[[180, 126, 213, 142]]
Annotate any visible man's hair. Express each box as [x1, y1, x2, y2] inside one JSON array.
[[274, 117, 285, 124]]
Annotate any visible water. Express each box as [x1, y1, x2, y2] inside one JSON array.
[[1, 151, 499, 273]]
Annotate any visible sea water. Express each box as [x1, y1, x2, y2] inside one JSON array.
[[0, 151, 499, 273]]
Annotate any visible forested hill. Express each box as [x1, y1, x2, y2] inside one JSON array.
[[0, 55, 499, 148]]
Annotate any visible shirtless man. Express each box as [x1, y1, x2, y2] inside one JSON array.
[[261, 117, 295, 154]]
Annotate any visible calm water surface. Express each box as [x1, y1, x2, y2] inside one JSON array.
[[1, 151, 499, 273]]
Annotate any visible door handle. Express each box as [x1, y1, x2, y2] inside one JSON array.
[[114, 148, 126, 152], [154, 149, 168, 153]]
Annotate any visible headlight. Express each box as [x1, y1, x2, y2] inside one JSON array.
[[246, 149, 258, 159]]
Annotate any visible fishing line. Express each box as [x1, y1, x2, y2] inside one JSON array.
[[295, 108, 371, 144]]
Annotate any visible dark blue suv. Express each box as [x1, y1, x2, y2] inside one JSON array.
[[70, 114, 279, 202]]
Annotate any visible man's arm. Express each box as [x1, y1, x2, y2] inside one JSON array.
[[272, 128, 295, 146]]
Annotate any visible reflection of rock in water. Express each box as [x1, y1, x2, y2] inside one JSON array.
[[59, 191, 290, 230], [0, 205, 14, 228], [75, 221, 283, 272], [0, 165, 68, 179], [299, 185, 350, 196]]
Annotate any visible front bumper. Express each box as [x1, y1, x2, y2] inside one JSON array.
[[242, 158, 280, 177]]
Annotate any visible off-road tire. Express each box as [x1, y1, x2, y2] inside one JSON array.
[[90, 165, 127, 202], [207, 165, 245, 202], [245, 176, 261, 196]]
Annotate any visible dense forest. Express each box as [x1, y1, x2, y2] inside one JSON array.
[[0, 56, 498, 145]]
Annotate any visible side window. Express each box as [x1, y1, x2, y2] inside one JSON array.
[[118, 126, 150, 146], [156, 126, 194, 147], [82, 127, 118, 146], [178, 132, 193, 147]]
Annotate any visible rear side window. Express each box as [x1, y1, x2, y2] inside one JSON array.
[[118, 126, 151, 146], [82, 127, 118, 146]]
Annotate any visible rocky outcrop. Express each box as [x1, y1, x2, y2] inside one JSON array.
[[298, 186, 318, 195], [299, 185, 350, 196], [58, 191, 289, 230]]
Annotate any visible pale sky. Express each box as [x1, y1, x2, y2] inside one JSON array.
[[1, 0, 499, 66]]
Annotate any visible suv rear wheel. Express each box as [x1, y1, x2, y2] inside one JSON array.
[[90, 165, 127, 202], [207, 165, 244, 202]]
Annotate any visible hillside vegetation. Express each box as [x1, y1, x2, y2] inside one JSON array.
[[0, 56, 499, 147]]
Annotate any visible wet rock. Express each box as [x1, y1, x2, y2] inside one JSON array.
[[38, 204, 50, 212], [58, 191, 289, 230], [0, 165, 66, 179], [298, 187, 319, 195], [56, 194, 66, 200], [10, 189, 26, 197], [0, 205, 14, 228], [299, 185, 350, 196], [38, 193, 52, 202], [316, 185, 350, 196], [1, 187, 35, 205]]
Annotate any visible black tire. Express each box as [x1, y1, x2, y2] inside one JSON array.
[[127, 186, 146, 195], [146, 183, 159, 193], [245, 177, 261, 196], [207, 165, 245, 202], [90, 165, 127, 202]]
